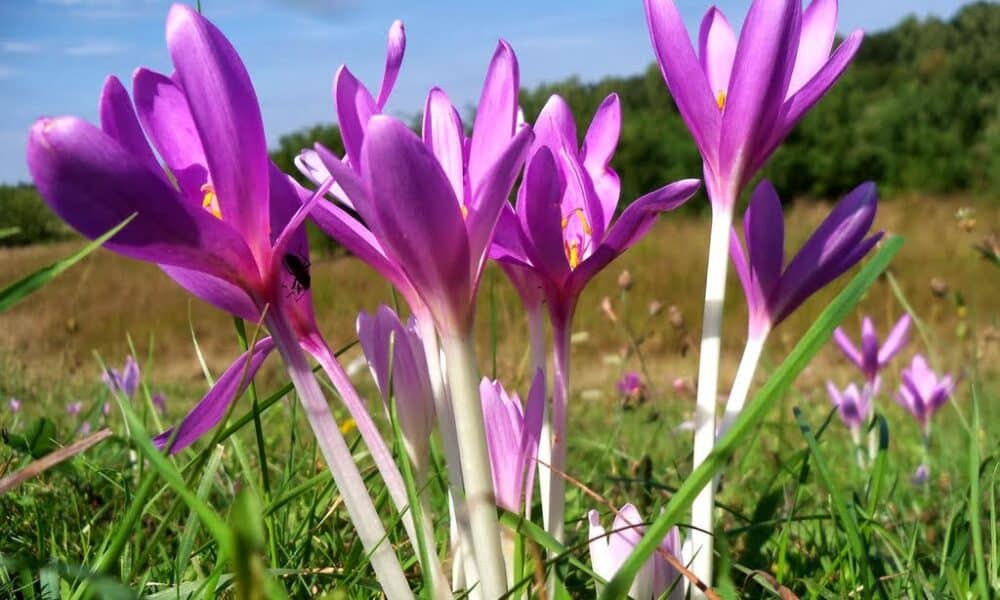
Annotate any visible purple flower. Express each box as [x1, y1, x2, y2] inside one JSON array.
[[78, 421, 92, 436], [66, 401, 83, 417], [911, 464, 930, 486], [617, 372, 646, 400], [588, 504, 683, 600], [7, 398, 21, 413], [833, 314, 910, 382], [644, 0, 863, 205], [152, 393, 167, 415], [896, 354, 955, 431], [826, 378, 877, 432], [357, 306, 436, 470], [310, 43, 532, 338], [730, 180, 882, 338], [103, 356, 142, 399], [492, 94, 700, 327], [480, 370, 545, 514]]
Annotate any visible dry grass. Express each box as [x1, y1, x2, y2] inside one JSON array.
[[0, 195, 997, 400]]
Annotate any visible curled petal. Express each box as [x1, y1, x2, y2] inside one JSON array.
[[582, 93, 623, 223], [167, 4, 270, 254], [334, 65, 378, 169], [154, 337, 275, 453], [375, 19, 405, 109]]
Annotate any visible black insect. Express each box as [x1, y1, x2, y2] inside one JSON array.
[[282, 253, 311, 298]]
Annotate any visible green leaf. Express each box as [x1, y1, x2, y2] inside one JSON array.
[[2, 417, 58, 458], [599, 236, 902, 599], [0, 215, 134, 313]]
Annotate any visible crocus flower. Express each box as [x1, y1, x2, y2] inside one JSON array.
[[911, 464, 930, 486], [66, 401, 83, 417], [589, 504, 683, 600], [617, 372, 646, 402], [834, 314, 911, 382], [103, 356, 141, 399], [480, 370, 544, 514], [644, 0, 863, 205], [731, 180, 882, 339], [8, 398, 21, 413], [896, 354, 955, 432], [357, 305, 436, 472], [151, 393, 167, 415], [826, 378, 877, 432]]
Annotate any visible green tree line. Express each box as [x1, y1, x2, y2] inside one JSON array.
[[3, 2, 997, 245]]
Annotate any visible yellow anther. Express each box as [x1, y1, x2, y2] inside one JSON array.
[[339, 418, 357, 435], [565, 241, 581, 270], [716, 90, 727, 110], [460, 204, 469, 220], [200, 183, 222, 219], [561, 208, 592, 235]]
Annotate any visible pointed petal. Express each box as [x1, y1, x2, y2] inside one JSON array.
[[698, 7, 737, 99], [644, 0, 720, 162], [582, 93, 622, 223], [861, 317, 879, 376], [833, 327, 864, 370], [166, 4, 269, 252], [132, 67, 208, 204], [161, 265, 259, 321], [333, 65, 378, 170], [27, 117, 257, 284], [362, 116, 471, 329], [533, 94, 578, 152], [745, 180, 785, 302], [721, 0, 801, 186], [469, 40, 519, 188], [154, 337, 275, 453], [99, 75, 161, 178], [789, 0, 838, 95], [517, 146, 571, 285], [878, 314, 911, 366], [375, 19, 405, 109], [569, 179, 700, 296], [422, 87, 465, 202], [466, 125, 533, 278], [357, 308, 393, 401]]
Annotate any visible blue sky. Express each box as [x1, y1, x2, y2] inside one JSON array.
[[0, 0, 974, 183]]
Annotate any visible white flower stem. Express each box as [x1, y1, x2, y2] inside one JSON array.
[[546, 318, 572, 546], [441, 333, 508, 598], [522, 304, 553, 532], [307, 338, 449, 596], [716, 332, 767, 441], [417, 318, 479, 596], [265, 312, 412, 599], [691, 203, 733, 596]]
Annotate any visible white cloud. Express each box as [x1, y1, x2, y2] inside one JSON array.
[[64, 40, 127, 56], [1, 41, 41, 54]]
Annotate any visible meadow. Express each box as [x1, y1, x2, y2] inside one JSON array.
[[1, 193, 997, 598]]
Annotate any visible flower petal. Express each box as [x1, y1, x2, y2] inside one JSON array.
[[644, 0, 721, 163], [720, 0, 801, 186], [333, 65, 378, 170], [861, 317, 879, 375], [698, 7, 737, 100], [878, 314, 911, 366], [375, 19, 405, 110], [517, 146, 571, 286], [519, 368, 545, 512], [27, 117, 257, 284], [744, 180, 785, 302], [422, 87, 465, 202], [468, 40, 520, 189], [166, 4, 270, 254], [99, 75, 161, 178], [161, 265, 260, 321], [833, 327, 864, 371], [362, 116, 471, 330], [582, 93, 622, 223], [153, 337, 275, 453], [788, 0, 838, 95], [569, 179, 700, 297], [533, 94, 578, 153]]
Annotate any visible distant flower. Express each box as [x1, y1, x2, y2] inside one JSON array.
[[102, 402, 111, 416], [834, 314, 910, 382], [730, 180, 882, 339], [911, 463, 930, 486], [103, 355, 141, 399], [7, 398, 20, 413], [896, 354, 955, 432], [617, 372, 646, 401], [644, 0, 863, 206], [152, 393, 166, 415], [826, 378, 877, 432], [481, 370, 545, 513], [79, 421, 92, 436], [588, 504, 683, 600], [671, 377, 692, 395], [66, 401, 83, 417]]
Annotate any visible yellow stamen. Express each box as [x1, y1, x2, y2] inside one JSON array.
[[201, 183, 222, 219], [460, 204, 469, 220], [339, 417, 357, 435], [716, 90, 727, 110], [560, 208, 592, 235], [565, 241, 581, 270]]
